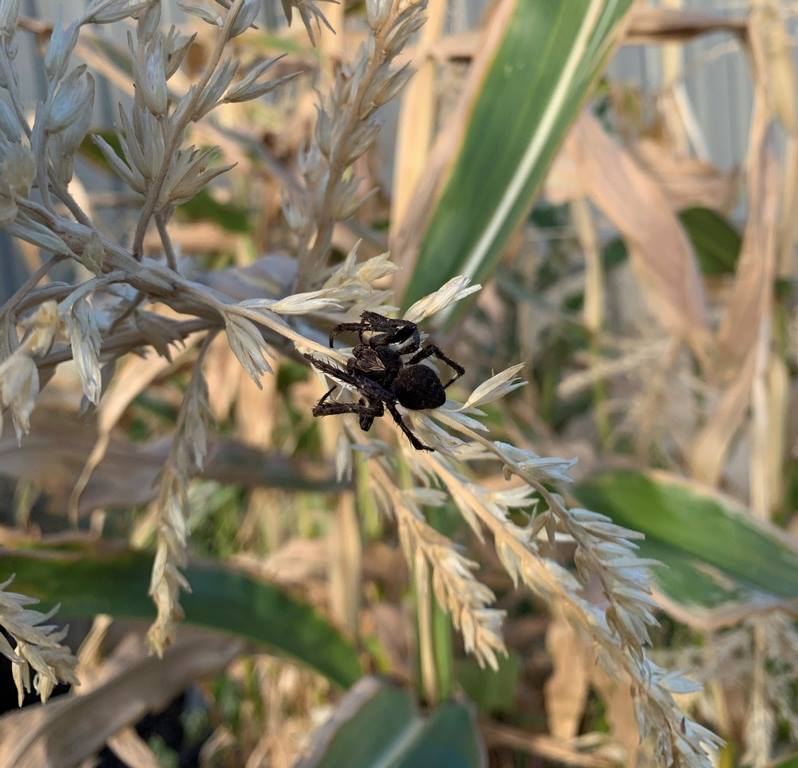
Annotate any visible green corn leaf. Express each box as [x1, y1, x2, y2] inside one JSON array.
[[679, 207, 741, 275], [400, 0, 633, 317], [1, 541, 362, 687], [574, 470, 798, 629], [297, 677, 485, 768]]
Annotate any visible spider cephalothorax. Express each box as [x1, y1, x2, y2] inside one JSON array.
[[304, 312, 465, 451]]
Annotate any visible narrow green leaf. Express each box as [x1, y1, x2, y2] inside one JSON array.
[[402, 0, 633, 315], [1, 542, 362, 687], [678, 207, 741, 275], [298, 677, 485, 768], [574, 470, 798, 628], [176, 189, 250, 233], [456, 652, 520, 715]]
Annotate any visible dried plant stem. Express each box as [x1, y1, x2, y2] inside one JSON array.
[[38, 317, 213, 370], [422, 450, 691, 760], [223, 303, 345, 362], [482, 722, 615, 768], [294, 3, 424, 289], [108, 292, 146, 334], [369, 459, 506, 671], [434, 412, 640, 634], [131, 0, 246, 258], [148, 331, 215, 654], [155, 213, 178, 271], [0, 254, 65, 320]]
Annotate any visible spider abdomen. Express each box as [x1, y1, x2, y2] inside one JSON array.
[[394, 365, 446, 410]]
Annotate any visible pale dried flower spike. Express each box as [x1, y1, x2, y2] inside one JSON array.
[[280, 0, 337, 45]]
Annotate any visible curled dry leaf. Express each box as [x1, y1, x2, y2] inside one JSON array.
[[544, 614, 590, 741], [68, 332, 203, 520], [0, 409, 342, 515], [552, 112, 712, 366], [0, 633, 243, 768], [631, 138, 740, 213], [715, 120, 780, 378]]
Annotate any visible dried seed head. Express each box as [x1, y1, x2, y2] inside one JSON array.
[[193, 58, 238, 119], [48, 73, 95, 184], [165, 29, 195, 79], [137, 0, 161, 43], [246, 290, 342, 315], [132, 32, 168, 116], [8, 214, 72, 255], [177, 1, 221, 27], [92, 133, 145, 193], [459, 364, 526, 412], [365, 0, 392, 30], [47, 66, 94, 134], [0, 576, 78, 706], [0, 0, 20, 39], [0, 100, 20, 141], [86, 0, 152, 24], [280, 0, 336, 46], [224, 312, 273, 385], [228, 0, 260, 38], [44, 18, 79, 83], [59, 294, 102, 405], [403, 275, 481, 324], [224, 58, 297, 104], [1, 143, 35, 196], [0, 352, 38, 440]]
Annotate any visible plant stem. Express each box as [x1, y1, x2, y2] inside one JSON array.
[[131, 0, 246, 258], [155, 213, 178, 271], [295, 13, 395, 290], [0, 254, 65, 319]]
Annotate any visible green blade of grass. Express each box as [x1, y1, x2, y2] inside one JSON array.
[[574, 469, 798, 629], [401, 0, 632, 317], [1, 541, 362, 687], [298, 677, 485, 768]]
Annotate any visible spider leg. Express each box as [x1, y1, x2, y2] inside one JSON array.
[[329, 322, 367, 348], [304, 354, 363, 388], [317, 385, 337, 407], [385, 401, 434, 451], [313, 399, 383, 420], [360, 313, 421, 353], [305, 353, 395, 404], [408, 344, 465, 388]]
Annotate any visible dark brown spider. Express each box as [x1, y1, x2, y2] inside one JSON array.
[[303, 311, 465, 451]]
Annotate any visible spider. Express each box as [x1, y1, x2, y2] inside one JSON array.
[[303, 311, 465, 451]]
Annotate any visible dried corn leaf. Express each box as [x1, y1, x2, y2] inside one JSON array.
[[0, 633, 242, 768], [632, 139, 739, 213], [544, 614, 590, 740], [624, 5, 746, 43], [0, 409, 343, 513], [715, 151, 778, 376], [391, 1, 447, 230], [560, 112, 711, 363]]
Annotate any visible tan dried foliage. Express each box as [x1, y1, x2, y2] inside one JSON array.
[[544, 614, 590, 741], [554, 112, 712, 364], [0, 632, 242, 768]]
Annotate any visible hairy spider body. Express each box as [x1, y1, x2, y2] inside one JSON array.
[[305, 312, 464, 451]]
